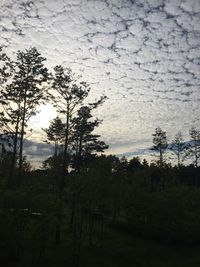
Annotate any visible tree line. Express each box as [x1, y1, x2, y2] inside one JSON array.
[[152, 126, 200, 168]]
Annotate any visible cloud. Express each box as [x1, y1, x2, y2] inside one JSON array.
[[0, 0, 199, 164], [23, 140, 54, 166]]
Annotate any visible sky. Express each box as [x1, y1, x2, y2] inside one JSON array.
[[1, 0, 200, 166]]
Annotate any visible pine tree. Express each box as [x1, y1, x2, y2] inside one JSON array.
[[185, 127, 200, 168], [152, 127, 168, 167], [72, 105, 108, 173], [1, 47, 49, 185], [0, 46, 11, 88], [43, 116, 65, 156], [170, 132, 185, 167], [51, 66, 90, 192]]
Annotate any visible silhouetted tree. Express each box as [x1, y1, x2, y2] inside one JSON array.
[[152, 127, 168, 167], [43, 116, 65, 156], [16, 48, 48, 179], [68, 103, 108, 245], [185, 127, 200, 168], [0, 46, 13, 175], [1, 47, 49, 185], [0, 46, 11, 87], [142, 158, 149, 168], [51, 66, 90, 194], [51, 66, 107, 244], [0, 48, 19, 185], [170, 132, 185, 167], [72, 105, 108, 173], [127, 157, 142, 172]]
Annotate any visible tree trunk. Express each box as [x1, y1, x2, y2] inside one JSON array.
[[177, 152, 180, 168], [159, 146, 163, 167], [8, 113, 20, 188], [18, 97, 27, 184], [194, 142, 198, 168], [77, 138, 82, 173], [61, 107, 70, 194], [56, 107, 70, 245], [18, 121, 25, 184]]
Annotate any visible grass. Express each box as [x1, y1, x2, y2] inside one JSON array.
[[3, 223, 200, 267], [45, 226, 200, 267]]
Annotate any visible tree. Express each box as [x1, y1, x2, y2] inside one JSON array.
[[127, 157, 142, 172], [142, 158, 149, 168], [15, 48, 49, 178], [1, 86, 22, 186], [0, 46, 11, 88], [72, 105, 108, 173], [152, 127, 168, 167], [43, 116, 65, 156], [51, 66, 108, 243], [170, 132, 185, 167], [0, 46, 13, 168], [1, 47, 49, 184], [51, 66, 90, 193], [51, 66, 102, 244], [0, 47, 18, 184], [185, 127, 200, 168]]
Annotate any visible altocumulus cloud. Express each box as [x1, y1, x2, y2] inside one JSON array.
[[1, 0, 200, 163]]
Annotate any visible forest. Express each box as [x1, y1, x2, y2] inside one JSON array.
[[0, 46, 200, 267]]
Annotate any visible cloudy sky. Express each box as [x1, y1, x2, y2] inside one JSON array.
[[1, 0, 200, 165]]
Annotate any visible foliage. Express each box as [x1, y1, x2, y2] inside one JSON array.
[[152, 127, 168, 167], [185, 127, 200, 168], [0, 47, 49, 185], [169, 131, 185, 167], [43, 116, 65, 156]]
